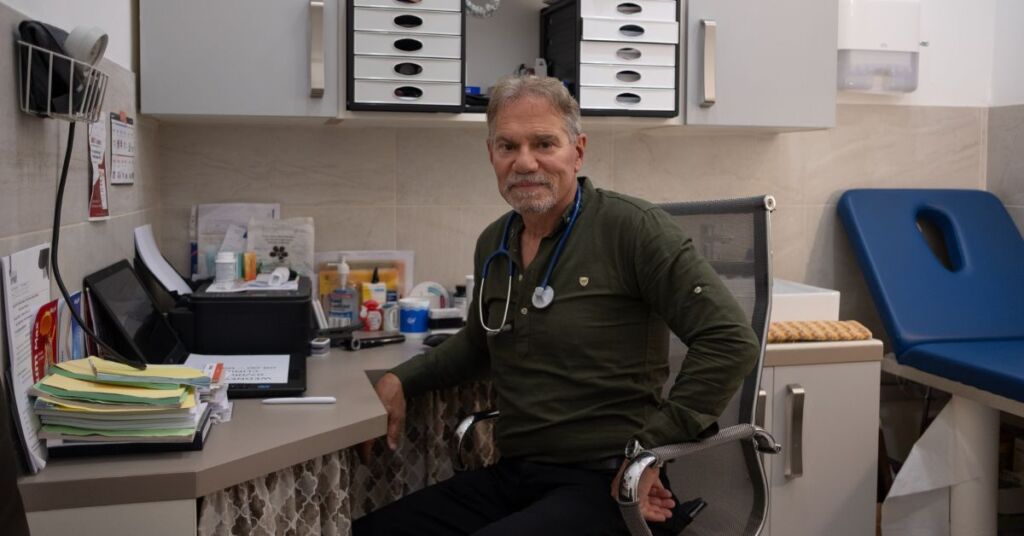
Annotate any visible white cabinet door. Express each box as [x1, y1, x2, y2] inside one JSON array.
[[684, 0, 836, 129], [768, 362, 879, 536], [140, 0, 339, 117]]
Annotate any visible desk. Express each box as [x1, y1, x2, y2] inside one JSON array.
[[18, 339, 877, 536], [17, 340, 476, 536]]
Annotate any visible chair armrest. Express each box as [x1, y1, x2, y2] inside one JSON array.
[[452, 409, 500, 472], [616, 424, 781, 536]]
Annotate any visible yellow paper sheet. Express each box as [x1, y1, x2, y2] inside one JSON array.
[[41, 374, 186, 400], [87, 356, 206, 380], [54, 359, 96, 377], [36, 394, 196, 413]]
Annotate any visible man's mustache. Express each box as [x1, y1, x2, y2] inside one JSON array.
[[504, 174, 553, 193]]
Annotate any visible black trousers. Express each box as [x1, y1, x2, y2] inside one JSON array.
[[352, 458, 687, 536]]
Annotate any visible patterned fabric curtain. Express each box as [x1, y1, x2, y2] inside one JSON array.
[[198, 382, 498, 536]]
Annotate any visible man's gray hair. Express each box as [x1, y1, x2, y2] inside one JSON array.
[[486, 76, 582, 144]]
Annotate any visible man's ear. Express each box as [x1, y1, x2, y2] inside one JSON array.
[[574, 133, 588, 173]]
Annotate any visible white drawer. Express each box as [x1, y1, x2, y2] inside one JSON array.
[[582, 18, 679, 44], [353, 8, 461, 35], [579, 86, 676, 111], [580, 0, 677, 22], [353, 32, 461, 59], [353, 80, 462, 106], [579, 41, 676, 66], [353, 56, 462, 82], [579, 64, 675, 88], [353, 0, 461, 12]]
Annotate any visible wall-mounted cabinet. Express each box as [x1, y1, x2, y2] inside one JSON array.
[[684, 0, 836, 129], [140, 0, 836, 130], [140, 0, 340, 118]]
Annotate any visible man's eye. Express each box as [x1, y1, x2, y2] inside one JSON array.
[[500, 143, 515, 151]]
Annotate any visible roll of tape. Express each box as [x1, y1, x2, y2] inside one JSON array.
[[65, 25, 108, 66]]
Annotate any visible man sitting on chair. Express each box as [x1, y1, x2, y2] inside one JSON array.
[[354, 75, 759, 536]]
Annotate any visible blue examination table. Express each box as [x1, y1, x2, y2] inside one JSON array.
[[839, 189, 1024, 535]]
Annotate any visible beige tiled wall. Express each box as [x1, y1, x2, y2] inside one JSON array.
[[988, 104, 1024, 234], [159, 104, 988, 341], [0, 2, 160, 377]]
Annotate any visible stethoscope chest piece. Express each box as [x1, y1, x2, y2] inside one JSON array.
[[532, 286, 554, 309]]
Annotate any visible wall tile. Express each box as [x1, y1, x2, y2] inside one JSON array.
[[160, 124, 396, 208], [803, 204, 888, 347], [613, 130, 803, 207], [799, 105, 986, 205], [987, 104, 1024, 206], [284, 204, 396, 252], [395, 126, 502, 206], [396, 206, 465, 288], [768, 203, 807, 283]]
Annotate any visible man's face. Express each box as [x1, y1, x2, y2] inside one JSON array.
[[487, 96, 586, 215]]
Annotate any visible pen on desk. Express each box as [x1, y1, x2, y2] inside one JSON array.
[[262, 396, 337, 405]]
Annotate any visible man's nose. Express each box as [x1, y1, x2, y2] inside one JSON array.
[[512, 147, 539, 173]]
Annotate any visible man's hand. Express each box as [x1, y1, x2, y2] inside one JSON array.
[[611, 460, 676, 523], [358, 372, 406, 464]]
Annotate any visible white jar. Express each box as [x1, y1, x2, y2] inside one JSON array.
[[214, 251, 237, 283]]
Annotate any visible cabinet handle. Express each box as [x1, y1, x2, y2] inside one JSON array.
[[615, 70, 641, 83], [785, 384, 805, 478], [755, 388, 767, 428], [615, 92, 641, 105], [619, 24, 645, 37], [616, 47, 642, 61], [394, 86, 424, 100], [395, 0, 423, 3], [700, 19, 716, 108], [393, 38, 423, 52], [309, 0, 325, 98], [394, 14, 423, 28], [617, 2, 642, 15], [394, 62, 423, 76]]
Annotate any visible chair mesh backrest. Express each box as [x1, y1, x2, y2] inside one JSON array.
[[658, 197, 773, 536]]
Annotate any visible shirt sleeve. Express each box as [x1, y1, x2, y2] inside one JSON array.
[[630, 208, 761, 447], [388, 237, 492, 398]]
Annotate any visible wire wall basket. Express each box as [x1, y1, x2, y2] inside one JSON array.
[[17, 40, 109, 123]]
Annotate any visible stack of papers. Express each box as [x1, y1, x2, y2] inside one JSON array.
[[29, 357, 213, 447]]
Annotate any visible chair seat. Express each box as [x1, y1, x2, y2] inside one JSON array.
[[899, 339, 1024, 403]]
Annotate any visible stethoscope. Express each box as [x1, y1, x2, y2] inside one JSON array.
[[478, 183, 583, 336]]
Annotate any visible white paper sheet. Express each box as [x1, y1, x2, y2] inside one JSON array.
[[184, 354, 289, 385], [195, 203, 280, 279], [218, 224, 247, 254], [246, 217, 315, 278], [881, 399, 988, 535], [134, 224, 192, 295], [1, 244, 52, 473], [87, 119, 110, 221]]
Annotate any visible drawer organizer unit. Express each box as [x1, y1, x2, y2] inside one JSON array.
[[541, 0, 679, 117], [347, 0, 465, 112]]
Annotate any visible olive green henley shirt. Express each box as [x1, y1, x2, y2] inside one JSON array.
[[390, 178, 759, 464]]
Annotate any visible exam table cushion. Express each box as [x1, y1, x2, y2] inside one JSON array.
[[837, 189, 1024, 356], [900, 339, 1024, 403]]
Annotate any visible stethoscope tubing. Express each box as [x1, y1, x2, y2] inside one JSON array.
[[478, 183, 582, 335]]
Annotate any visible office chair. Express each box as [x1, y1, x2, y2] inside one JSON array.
[[454, 196, 781, 536]]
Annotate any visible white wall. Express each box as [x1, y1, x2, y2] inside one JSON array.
[[837, 0, 996, 107], [6, 0, 133, 69], [991, 0, 1024, 106]]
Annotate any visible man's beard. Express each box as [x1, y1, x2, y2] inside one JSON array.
[[502, 173, 558, 214]]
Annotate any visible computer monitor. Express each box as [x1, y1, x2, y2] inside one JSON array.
[[83, 260, 188, 365]]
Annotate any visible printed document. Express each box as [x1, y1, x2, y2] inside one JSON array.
[[1, 243, 52, 472]]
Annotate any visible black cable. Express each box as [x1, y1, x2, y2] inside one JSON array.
[[50, 121, 146, 370]]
